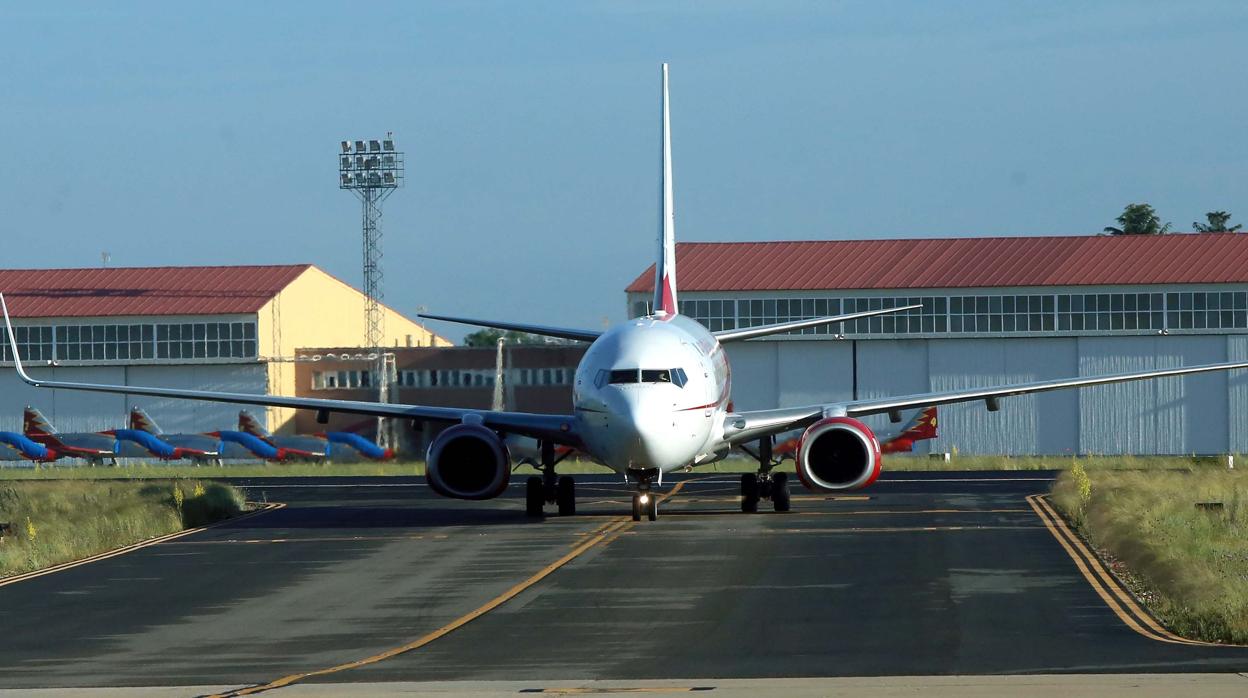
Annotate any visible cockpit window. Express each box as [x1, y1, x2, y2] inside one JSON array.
[[641, 369, 671, 384], [639, 368, 688, 387], [609, 369, 639, 384], [605, 368, 688, 387]]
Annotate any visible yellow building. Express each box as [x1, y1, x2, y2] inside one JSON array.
[[0, 264, 450, 435]]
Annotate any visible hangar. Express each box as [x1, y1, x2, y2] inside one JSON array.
[[627, 233, 1248, 456], [0, 264, 449, 436]]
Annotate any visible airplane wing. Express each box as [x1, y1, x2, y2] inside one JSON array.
[[713, 305, 921, 342], [2, 296, 581, 446], [721, 360, 1248, 446], [418, 313, 601, 343]]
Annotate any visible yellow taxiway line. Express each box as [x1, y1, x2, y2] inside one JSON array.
[[1027, 493, 1244, 648], [207, 480, 696, 698]]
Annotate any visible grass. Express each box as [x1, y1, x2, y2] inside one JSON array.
[[0, 479, 245, 578], [1050, 467, 1248, 644]]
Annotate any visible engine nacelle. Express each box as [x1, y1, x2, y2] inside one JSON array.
[[795, 417, 882, 492], [425, 424, 511, 500]]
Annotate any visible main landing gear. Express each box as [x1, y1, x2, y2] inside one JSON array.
[[739, 437, 790, 513], [525, 441, 576, 518]]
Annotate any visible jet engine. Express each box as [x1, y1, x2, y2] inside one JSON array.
[[795, 417, 882, 491], [425, 424, 511, 500]]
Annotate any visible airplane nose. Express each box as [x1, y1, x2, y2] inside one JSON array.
[[617, 394, 672, 466]]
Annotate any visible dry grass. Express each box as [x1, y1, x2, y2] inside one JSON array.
[[0, 480, 244, 578], [1050, 467, 1248, 644]]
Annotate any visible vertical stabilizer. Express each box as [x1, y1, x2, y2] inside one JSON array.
[[652, 63, 678, 317], [238, 410, 272, 438], [23, 406, 56, 437], [130, 406, 164, 435]]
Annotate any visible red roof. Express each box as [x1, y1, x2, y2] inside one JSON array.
[[625, 234, 1248, 293], [0, 264, 312, 318]]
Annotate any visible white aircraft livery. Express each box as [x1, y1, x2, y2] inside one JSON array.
[[6, 63, 1248, 522]]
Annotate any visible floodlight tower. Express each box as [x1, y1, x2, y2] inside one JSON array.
[[339, 135, 404, 447]]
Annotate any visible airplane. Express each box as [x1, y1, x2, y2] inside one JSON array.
[[22, 406, 118, 466], [6, 63, 1248, 522], [237, 410, 329, 462], [204, 427, 299, 462], [321, 430, 395, 461], [123, 407, 225, 464], [0, 430, 58, 463], [770, 406, 938, 459]]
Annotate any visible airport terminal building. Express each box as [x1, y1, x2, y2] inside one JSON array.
[[627, 233, 1248, 456], [0, 264, 449, 436]]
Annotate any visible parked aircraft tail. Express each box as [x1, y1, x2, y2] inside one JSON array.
[[879, 406, 939, 454], [129, 406, 165, 435], [238, 410, 272, 439], [23, 406, 57, 438]]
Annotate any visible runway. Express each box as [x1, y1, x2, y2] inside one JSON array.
[[1, 471, 1247, 695]]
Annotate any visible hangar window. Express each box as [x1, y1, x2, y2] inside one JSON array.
[[646, 289, 1248, 341]]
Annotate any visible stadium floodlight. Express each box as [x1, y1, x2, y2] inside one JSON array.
[[336, 133, 405, 451]]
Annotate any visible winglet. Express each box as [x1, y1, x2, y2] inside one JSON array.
[[652, 62, 678, 317], [1, 293, 39, 387]]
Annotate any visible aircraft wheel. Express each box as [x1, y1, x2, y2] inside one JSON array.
[[525, 476, 545, 517], [741, 473, 760, 513], [646, 493, 659, 521], [631, 493, 642, 522], [772, 472, 791, 513], [556, 476, 576, 516]]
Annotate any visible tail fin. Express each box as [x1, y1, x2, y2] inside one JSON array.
[[652, 62, 678, 317], [902, 406, 938, 440], [238, 410, 271, 438], [23, 406, 57, 437], [129, 406, 164, 435]]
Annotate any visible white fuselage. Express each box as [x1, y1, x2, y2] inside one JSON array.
[[572, 314, 730, 476]]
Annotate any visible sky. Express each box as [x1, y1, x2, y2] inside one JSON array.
[[1, 1, 1245, 342]]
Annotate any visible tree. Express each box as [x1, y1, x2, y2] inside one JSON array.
[[1104, 203, 1171, 235], [1193, 211, 1242, 233], [462, 329, 562, 347]]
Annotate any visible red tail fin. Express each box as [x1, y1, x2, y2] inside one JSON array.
[[23, 406, 56, 438], [238, 410, 271, 439], [903, 406, 938, 440]]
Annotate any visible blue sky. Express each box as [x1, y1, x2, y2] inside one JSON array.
[[1, 1, 1244, 341]]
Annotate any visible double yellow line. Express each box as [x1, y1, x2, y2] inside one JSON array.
[[207, 480, 695, 698], [1027, 493, 1240, 648]]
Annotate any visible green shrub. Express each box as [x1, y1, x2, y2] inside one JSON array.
[[1050, 469, 1248, 644]]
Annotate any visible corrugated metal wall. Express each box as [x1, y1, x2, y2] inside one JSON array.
[[0, 364, 268, 434], [725, 335, 1246, 455]]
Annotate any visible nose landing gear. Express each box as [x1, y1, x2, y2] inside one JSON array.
[[628, 468, 661, 522], [631, 488, 658, 522], [739, 437, 791, 513]]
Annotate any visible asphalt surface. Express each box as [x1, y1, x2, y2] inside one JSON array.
[[2, 470, 1247, 693]]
